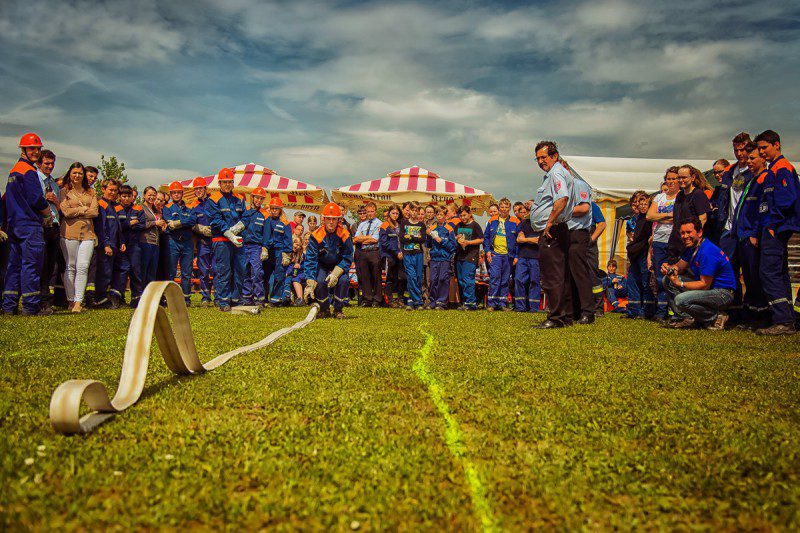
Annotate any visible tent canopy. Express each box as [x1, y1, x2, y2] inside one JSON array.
[[331, 165, 496, 215], [160, 163, 329, 211], [565, 155, 716, 201]]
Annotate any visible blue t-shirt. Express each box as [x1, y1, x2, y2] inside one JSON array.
[[591, 202, 605, 225], [680, 238, 736, 290], [626, 217, 636, 234]]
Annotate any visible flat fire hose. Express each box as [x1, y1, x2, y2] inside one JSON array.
[[49, 281, 319, 435]]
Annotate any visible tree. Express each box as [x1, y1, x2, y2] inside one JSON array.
[[94, 155, 129, 197]]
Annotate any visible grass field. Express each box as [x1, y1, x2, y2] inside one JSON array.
[[1, 298, 799, 530]]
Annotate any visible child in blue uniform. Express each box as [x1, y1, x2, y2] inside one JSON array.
[[240, 188, 270, 306], [302, 202, 354, 319], [112, 185, 145, 307], [399, 202, 426, 310], [426, 207, 456, 310], [602, 260, 627, 312], [514, 204, 541, 312]]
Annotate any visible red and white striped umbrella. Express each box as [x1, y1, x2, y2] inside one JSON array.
[[160, 163, 329, 212], [331, 165, 495, 215]]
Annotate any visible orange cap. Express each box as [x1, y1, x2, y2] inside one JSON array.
[[321, 202, 343, 218], [218, 168, 234, 181], [169, 181, 184, 192], [19, 132, 43, 148], [252, 187, 267, 197], [192, 177, 207, 188], [268, 197, 284, 207]]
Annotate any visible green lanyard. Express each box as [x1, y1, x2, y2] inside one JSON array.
[[731, 177, 754, 234]]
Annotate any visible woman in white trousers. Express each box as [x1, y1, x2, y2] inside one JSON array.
[[58, 163, 99, 312]]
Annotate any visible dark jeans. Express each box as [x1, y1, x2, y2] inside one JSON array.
[[356, 248, 381, 305], [664, 275, 733, 325], [651, 241, 670, 318], [627, 254, 654, 318], [383, 255, 402, 303]]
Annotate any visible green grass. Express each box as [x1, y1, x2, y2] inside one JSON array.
[[1, 299, 799, 530]]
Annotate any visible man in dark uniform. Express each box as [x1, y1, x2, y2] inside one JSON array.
[[528, 140, 575, 329]]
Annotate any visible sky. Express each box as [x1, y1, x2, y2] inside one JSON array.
[[1, 0, 798, 200]]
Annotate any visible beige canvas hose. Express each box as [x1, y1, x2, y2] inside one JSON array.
[[50, 281, 319, 435]]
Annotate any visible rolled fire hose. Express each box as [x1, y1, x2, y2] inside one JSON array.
[[49, 281, 319, 435]]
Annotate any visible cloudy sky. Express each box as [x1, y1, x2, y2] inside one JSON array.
[[1, 0, 798, 199]]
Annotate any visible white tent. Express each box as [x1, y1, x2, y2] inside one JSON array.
[[565, 155, 717, 201], [563, 155, 717, 273]]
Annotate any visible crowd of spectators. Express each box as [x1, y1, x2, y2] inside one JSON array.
[[1, 131, 798, 333]]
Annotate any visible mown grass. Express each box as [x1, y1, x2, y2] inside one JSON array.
[[1, 299, 799, 530]]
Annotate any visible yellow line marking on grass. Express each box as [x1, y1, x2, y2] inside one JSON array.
[[412, 327, 497, 532]]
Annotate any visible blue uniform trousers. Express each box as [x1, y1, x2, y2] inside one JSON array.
[[718, 230, 742, 319], [626, 254, 654, 318], [132, 242, 158, 305], [168, 237, 193, 304], [112, 243, 140, 303], [263, 250, 287, 304], [213, 241, 245, 307], [403, 252, 424, 307], [242, 244, 265, 304], [487, 253, 511, 309], [94, 249, 115, 306], [651, 241, 670, 318], [455, 260, 477, 309], [759, 229, 794, 325], [197, 240, 213, 303], [2, 225, 45, 313], [739, 238, 768, 318], [603, 278, 627, 310], [428, 259, 450, 307], [514, 257, 541, 312], [314, 265, 349, 312], [282, 264, 294, 301]]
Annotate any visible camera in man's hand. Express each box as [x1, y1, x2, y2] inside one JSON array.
[[666, 266, 677, 277]]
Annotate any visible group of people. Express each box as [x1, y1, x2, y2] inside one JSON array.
[[2, 131, 798, 332], [608, 130, 800, 335]]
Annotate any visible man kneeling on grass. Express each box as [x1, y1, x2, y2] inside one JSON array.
[[660, 218, 736, 330]]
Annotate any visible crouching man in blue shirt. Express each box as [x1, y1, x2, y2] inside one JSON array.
[[661, 217, 736, 330]]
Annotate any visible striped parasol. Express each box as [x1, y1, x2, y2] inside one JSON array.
[[331, 165, 496, 215], [160, 163, 329, 211]]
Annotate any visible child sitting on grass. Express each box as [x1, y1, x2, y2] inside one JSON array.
[[603, 259, 627, 312]]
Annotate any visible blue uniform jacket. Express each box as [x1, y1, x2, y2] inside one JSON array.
[[426, 223, 456, 261], [483, 216, 520, 258], [95, 198, 120, 249], [5, 157, 48, 232], [715, 164, 753, 233], [241, 207, 269, 246], [764, 156, 800, 233], [163, 200, 196, 241], [732, 169, 771, 241], [116, 204, 145, 249], [303, 225, 354, 279], [189, 197, 212, 244], [266, 215, 292, 252], [379, 220, 401, 259], [206, 192, 246, 241]]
